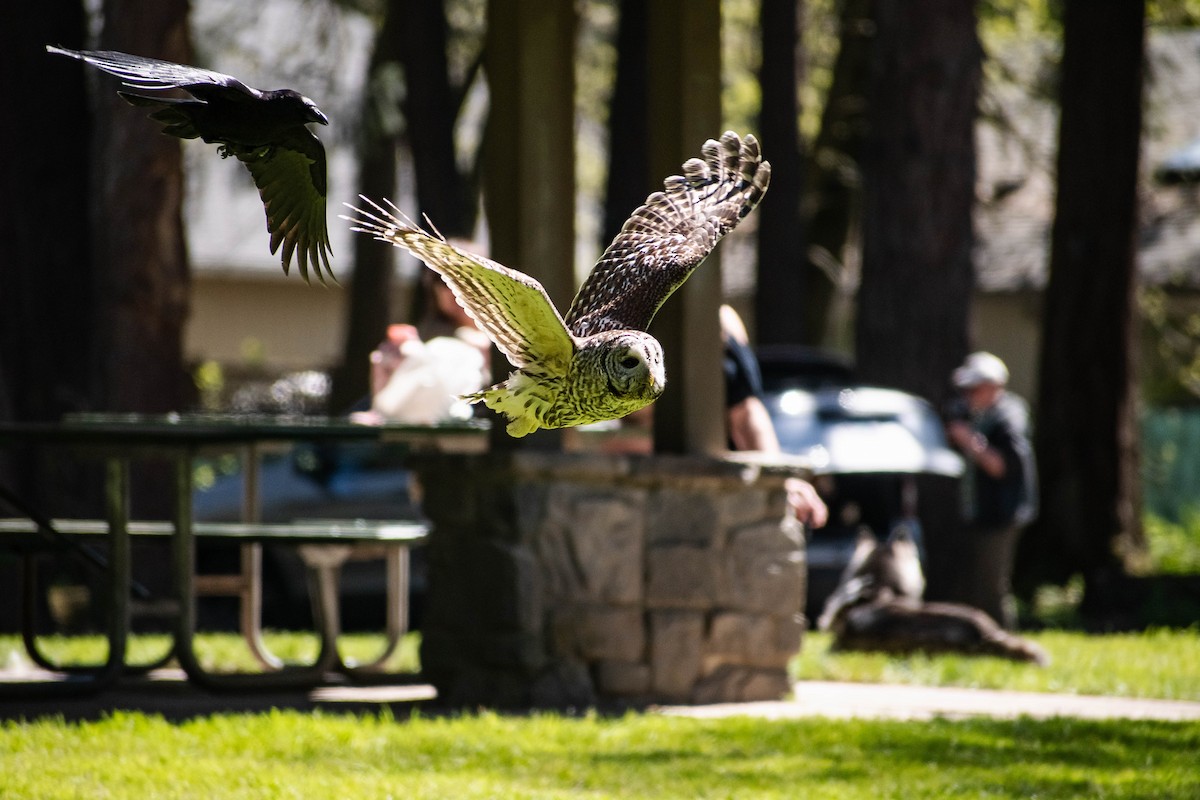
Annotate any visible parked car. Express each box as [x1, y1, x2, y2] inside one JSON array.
[[193, 442, 425, 630], [756, 347, 963, 618]]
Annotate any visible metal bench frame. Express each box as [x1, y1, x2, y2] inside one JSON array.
[[0, 461, 427, 696]]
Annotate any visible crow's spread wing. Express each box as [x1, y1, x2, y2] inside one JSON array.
[[48, 44, 336, 283], [232, 129, 333, 285], [46, 45, 255, 98]]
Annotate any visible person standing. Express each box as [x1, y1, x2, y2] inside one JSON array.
[[945, 352, 1038, 629], [721, 305, 828, 529]]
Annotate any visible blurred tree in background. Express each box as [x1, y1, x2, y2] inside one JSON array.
[[0, 0, 95, 523], [1, 0, 1191, 625], [1020, 1, 1148, 623]]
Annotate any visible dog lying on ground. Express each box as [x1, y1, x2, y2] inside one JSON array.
[[817, 528, 1048, 665]]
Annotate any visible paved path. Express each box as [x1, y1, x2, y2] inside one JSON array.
[[4, 669, 1200, 722], [657, 681, 1200, 722]]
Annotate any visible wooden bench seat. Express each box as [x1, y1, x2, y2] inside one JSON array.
[[0, 516, 427, 543]]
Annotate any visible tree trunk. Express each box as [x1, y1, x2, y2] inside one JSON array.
[[329, 1, 405, 413], [93, 0, 191, 418], [1018, 1, 1145, 623], [330, 0, 479, 411], [0, 3, 94, 436], [92, 0, 191, 523], [855, 1, 980, 604], [0, 3, 96, 624], [803, 0, 873, 346], [602, 0, 650, 249], [400, 0, 474, 237], [856, 0, 978, 407], [755, 0, 808, 344]]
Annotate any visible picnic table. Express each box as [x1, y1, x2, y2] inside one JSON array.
[[0, 412, 487, 696]]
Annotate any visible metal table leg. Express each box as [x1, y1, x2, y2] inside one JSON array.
[[0, 458, 132, 697], [339, 545, 412, 676], [170, 450, 330, 691]]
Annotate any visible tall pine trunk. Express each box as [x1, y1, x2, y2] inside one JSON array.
[[1020, 1, 1146, 622], [93, 0, 191, 419], [855, 1, 980, 604], [755, 0, 807, 344]]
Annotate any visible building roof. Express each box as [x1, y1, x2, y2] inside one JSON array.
[[975, 30, 1200, 293]]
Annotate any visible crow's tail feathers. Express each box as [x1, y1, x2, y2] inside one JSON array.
[[117, 91, 201, 140]]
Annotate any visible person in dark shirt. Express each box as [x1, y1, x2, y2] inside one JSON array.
[[721, 305, 827, 528], [945, 352, 1038, 629]]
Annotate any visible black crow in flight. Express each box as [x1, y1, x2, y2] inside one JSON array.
[[47, 45, 334, 284]]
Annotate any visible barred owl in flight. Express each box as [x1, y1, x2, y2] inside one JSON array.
[[345, 131, 770, 437]]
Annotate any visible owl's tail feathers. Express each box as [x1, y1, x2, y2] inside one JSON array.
[[462, 383, 540, 438]]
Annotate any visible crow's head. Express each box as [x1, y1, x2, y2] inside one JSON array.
[[269, 89, 329, 126]]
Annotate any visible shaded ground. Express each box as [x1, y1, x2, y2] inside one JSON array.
[[3, 669, 1199, 723]]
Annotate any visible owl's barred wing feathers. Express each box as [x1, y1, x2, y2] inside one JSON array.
[[342, 197, 576, 370], [565, 131, 770, 338]]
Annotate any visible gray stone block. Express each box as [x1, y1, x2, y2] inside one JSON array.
[[645, 489, 721, 546], [691, 664, 792, 704], [645, 545, 720, 609], [649, 610, 704, 698], [556, 605, 645, 662], [704, 611, 805, 669], [720, 521, 805, 613], [593, 660, 652, 696]]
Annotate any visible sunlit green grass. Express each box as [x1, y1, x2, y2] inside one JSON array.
[[5, 628, 1199, 701], [792, 629, 1200, 701], [0, 630, 421, 675], [2, 710, 1197, 799], [3, 629, 1200, 798]]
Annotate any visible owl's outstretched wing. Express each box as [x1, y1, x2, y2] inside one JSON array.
[[344, 198, 576, 370], [565, 131, 770, 339]]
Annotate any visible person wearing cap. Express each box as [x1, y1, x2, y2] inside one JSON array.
[[945, 351, 1038, 629]]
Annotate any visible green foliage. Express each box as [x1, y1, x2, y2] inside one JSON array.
[[1144, 510, 1200, 574], [1148, 0, 1200, 27], [1139, 288, 1200, 404], [792, 629, 1200, 702], [721, 0, 762, 135], [1, 710, 1197, 798], [1142, 407, 1200, 522], [979, 0, 1062, 39], [193, 360, 225, 412]]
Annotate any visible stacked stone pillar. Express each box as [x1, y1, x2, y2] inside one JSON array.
[[414, 452, 806, 707]]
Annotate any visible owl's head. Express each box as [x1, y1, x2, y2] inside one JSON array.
[[597, 331, 666, 400]]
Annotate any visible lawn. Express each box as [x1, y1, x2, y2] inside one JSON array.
[[2, 709, 1197, 799], [793, 628, 1200, 701], [6, 627, 1198, 701], [2, 628, 1198, 798]]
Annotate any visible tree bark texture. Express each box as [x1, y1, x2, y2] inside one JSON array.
[[330, 1, 405, 413], [802, 0, 873, 345], [1019, 0, 1146, 617], [93, 0, 192, 416], [855, 0, 979, 408], [755, 0, 809, 344], [855, 1, 980, 605]]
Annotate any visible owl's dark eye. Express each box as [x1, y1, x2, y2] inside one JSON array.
[[619, 355, 640, 370]]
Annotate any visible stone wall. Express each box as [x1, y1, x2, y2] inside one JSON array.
[[413, 451, 807, 708]]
